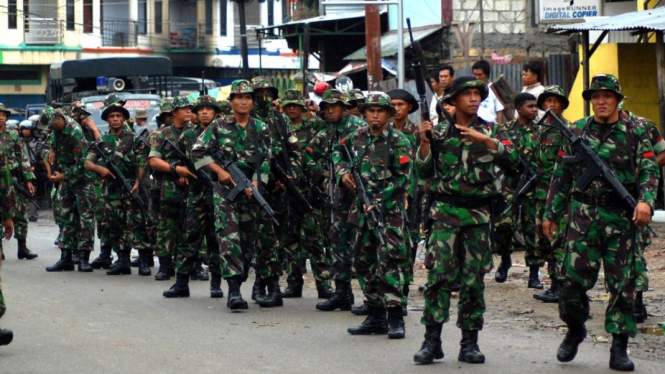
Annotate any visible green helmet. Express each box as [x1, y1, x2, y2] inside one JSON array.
[[43, 107, 65, 129], [159, 98, 173, 114], [359, 92, 396, 116], [0, 103, 12, 117], [193, 94, 219, 113], [217, 100, 232, 114], [71, 100, 92, 116], [103, 93, 126, 107], [101, 102, 130, 122], [347, 89, 366, 109], [582, 74, 624, 101], [443, 77, 488, 104], [319, 89, 352, 109], [251, 76, 279, 98], [537, 85, 569, 110], [280, 89, 306, 108], [228, 79, 254, 100], [171, 96, 193, 110]]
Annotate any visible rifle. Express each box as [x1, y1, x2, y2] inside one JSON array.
[[271, 159, 312, 213], [541, 110, 657, 237], [341, 142, 385, 246], [501, 156, 537, 216], [90, 142, 148, 212], [12, 180, 41, 210], [211, 153, 279, 226], [326, 137, 336, 227], [200, 70, 208, 96], [163, 138, 216, 190]]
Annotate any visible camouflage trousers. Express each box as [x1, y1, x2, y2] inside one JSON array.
[[283, 206, 332, 287], [559, 201, 637, 337], [155, 181, 186, 258], [59, 180, 96, 252], [13, 192, 28, 241], [494, 196, 538, 266], [176, 191, 220, 275], [634, 229, 650, 292], [405, 194, 424, 285], [422, 221, 493, 330], [94, 182, 106, 241], [52, 183, 63, 227], [535, 198, 567, 280], [354, 211, 408, 308], [104, 197, 153, 253], [330, 199, 356, 283], [214, 187, 282, 280]]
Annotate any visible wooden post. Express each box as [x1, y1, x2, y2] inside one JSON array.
[[365, 0, 383, 90]]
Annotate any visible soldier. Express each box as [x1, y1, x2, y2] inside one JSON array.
[[279, 89, 333, 299], [0, 138, 15, 347], [542, 74, 658, 371], [191, 79, 276, 310], [156, 98, 174, 129], [85, 103, 150, 276], [347, 89, 365, 118], [20, 117, 46, 222], [306, 89, 367, 312], [413, 77, 517, 365], [493, 93, 539, 287], [149, 96, 197, 281], [163, 95, 222, 299], [43, 107, 96, 272], [0, 103, 38, 260], [335, 92, 411, 339], [532, 85, 570, 303]]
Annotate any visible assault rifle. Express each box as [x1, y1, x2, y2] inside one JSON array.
[[326, 137, 336, 226], [271, 159, 312, 213], [163, 138, 216, 190], [211, 153, 279, 226], [341, 143, 385, 246], [12, 180, 41, 210], [90, 142, 147, 212], [501, 156, 537, 216], [541, 110, 657, 237]]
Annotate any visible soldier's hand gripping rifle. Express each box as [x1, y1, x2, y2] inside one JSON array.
[[12, 180, 41, 210], [271, 159, 313, 213], [341, 143, 385, 246], [541, 110, 658, 237], [163, 138, 216, 190], [212, 153, 279, 226], [501, 156, 537, 217]]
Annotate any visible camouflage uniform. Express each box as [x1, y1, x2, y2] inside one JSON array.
[[0, 133, 16, 338], [544, 76, 658, 338]]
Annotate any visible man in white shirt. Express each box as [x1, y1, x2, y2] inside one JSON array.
[[473, 60, 504, 124], [430, 65, 454, 124], [520, 62, 545, 118]]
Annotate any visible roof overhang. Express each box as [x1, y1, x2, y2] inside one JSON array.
[[343, 25, 443, 60], [549, 6, 665, 33]]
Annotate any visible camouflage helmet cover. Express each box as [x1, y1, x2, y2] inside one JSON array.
[[217, 99, 232, 114], [359, 91, 397, 116], [582, 74, 624, 101], [319, 89, 352, 109], [192, 94, 220, 113], [0, 102, 12, 117], [103, 93, 126, 107], [443, 77, 489, 104], [251, 76, 279, 98], [159, 98, 173, 115], [171, 95, 193, 111], [228, 79, 255, 100], [71, 100, 92, 116], [537, 85, 569, 110], [280, 89, 307, 108]]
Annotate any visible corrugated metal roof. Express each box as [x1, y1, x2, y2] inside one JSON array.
[[343, 26, 442, 60], [550, 7, 665, 32], [256, 10, 385, 31]]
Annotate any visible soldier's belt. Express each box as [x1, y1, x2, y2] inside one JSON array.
[[432, 193, 493, 209], [572, 191, 627, 209]]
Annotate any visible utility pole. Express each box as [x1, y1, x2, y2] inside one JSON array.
[[232, 0, 251, 79], [365, 0, 383, 89], [479, 0, 485, 60]]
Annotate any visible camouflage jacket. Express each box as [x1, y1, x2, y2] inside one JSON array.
[[393, 118, 421, 198], [544, 115, 659, 222], [191, 117, 271, 189], [149, 123, 193, 177], [417, 117, 518, 226], [0, 129, 34, 182], [49, 116, 90, 185], [255, 109, 302, 178], [0, 141, 15, 220], [500, 118, 538, 193], [533, 119, 570, 200], [179, 124, 214, 200], [86, 128, 145, 199], [334, 126, 411, 225], [624, 110, 665, 155]]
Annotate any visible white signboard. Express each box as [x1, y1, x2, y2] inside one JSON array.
[[538, 0, 601, 23]]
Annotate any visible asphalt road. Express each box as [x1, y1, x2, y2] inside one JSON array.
[[0, 217, 663, 373]]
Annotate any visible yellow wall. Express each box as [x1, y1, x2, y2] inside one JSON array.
[[618, 43, 659, 122]]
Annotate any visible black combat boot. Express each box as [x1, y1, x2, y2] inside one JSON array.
[[495, 253, 511, 283], [78, 251, 93, 272], [155, 256, 172, 281], [163, 273, 190, 298], [414, 324, 444, 364], [17, 238, 38, 260], [91, 245, 113, 269], [387, 306, 406, 339], [316, 281, 334, 299], [527, 265, 543, 289], [138, 250, 152, 276], [147, 250, 155, 267], [227, 277, 248, 310], [0, 329, 13, 347], [351, 303, 369, 316], [633, 291, 647, 323], [45, 250, 75, 272], [210, 272, 224, 298], [458, 329, 485, 364], [191, 260, 209, 281], [316, 281, 353, 311], [450, 280, 461, 292], [609, 334, 634, 371], [72, 249, 81, 265], [534, 279, 560, 303], [251, 277, 266, 302], [557, 324, 586, 362], [130, 255, 140, 268], [281, 283, 303, 298], [107, 251, 131, 275], [347, 306, 388, 335], [257, 276, 283, 307]]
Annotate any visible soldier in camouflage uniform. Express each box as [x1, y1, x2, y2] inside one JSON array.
[[85, 103, 151, 276], [306, 90, 367, 312], [156, 98, 174, 129], [43, 108, 96, 273], [493, 93, 539, 287], [149, 96, 197, 281], [217, 99, 232, 121], [413, 77, 518, 365], [543, 75, 658, 371], [0, 137, 16, 347], [0, 103, 38, 260], [347, 89, 366, 118], [279, 89, 333, 299], [334, 92, 411, 339], [163, 95, 223, 299], [532, 85, 570, 303], [192, 80, 281, 310]]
